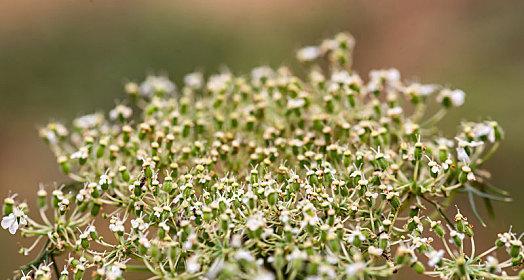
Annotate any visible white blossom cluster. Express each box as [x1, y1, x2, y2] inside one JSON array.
[[3, 33, 523, 280]]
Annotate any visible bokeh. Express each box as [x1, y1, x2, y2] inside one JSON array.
[[1, 0, 523, 278]]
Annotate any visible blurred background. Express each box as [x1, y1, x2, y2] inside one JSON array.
[[1, 0, 523, 277]]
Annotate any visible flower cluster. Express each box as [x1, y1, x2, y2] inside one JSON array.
[[3, 33, 523, 279]]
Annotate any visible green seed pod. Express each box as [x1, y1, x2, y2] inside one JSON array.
[[433, 224, 445, 238], [74, 268, 85, 280], [163, 176, 173, 193], [119, 166, 130, 182], [512, 254, 523, 267], [268, 191, 278, 206], [389, 196, 400, 210], [347, 92, 356, 107], [81, 237, 89, 249], [456, 256, 466, 276], [409, 206, 419, 217], [452, 234, 463, 247], [59, 271, 69, 280], [411, 261, 425, 274], [37, 189, 47, 209], [3, 197, 14, 216], [58, 156, 70, 174], [511, 241, 522, 258], [91, 202, 101, 216], [96, 144, 106, 158], [439, 147, 448, 162]]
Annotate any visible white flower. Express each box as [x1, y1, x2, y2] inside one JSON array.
[[287, 98, 305, 110], [368, 246, 383, 256], [206, 257, 225, 279], [486, 256, 500, 272], [109, 105, 132, 120], [345, 262, 366, 277], [331, 70, 360, 86], [437, 89, 465, 107], [449, 229, 465, 243], [139, 75, 176, 97], [251, 66, 274, 85], [367, 68, 401, 92], [2, 213, 19, 234], [207, 73, 231, 92], [296, 46, 320, 62], [286, 248, 307, 261], [437, 137, 455, 148], [71, 147, 89, 160], [427, 249, 444, 267], [428, 160, 441, 175], [279, 211, 290, 224], [348, 228, 366, 243], [456, 147, 470, 163], [184, 72, 204, 89], [109, 218, 124, 233], [449, 89, 465, 106], [234, 249, 255, 262], [99, 174, 112, 186], [455, 137, 483, 163], [246, 212, 266, 231], [231, 234, 243, 248], [1, 208, 27, 235], [139, 236, 151, 248], [131, 217, 149, 232], [387, 106, 403, 117], [403, 83, 437, 97], [73, 113, 103, 129], [186, 255, 200, 273], [473, 123, 496, 143], [105, 265, 123, 280]]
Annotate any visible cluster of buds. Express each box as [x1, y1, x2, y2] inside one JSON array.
[[3, 33, 522, 279]]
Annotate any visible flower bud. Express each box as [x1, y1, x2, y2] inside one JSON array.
[[119, 166, 130, 182], [3, 197, 14, 216], [37, 189, 47, 209], [58, 156, 70, 174], [411, 261, 425, 274]]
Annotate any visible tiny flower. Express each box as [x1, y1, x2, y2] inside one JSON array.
[[207, 73, 231, 92], [426, 249, 444, 267], [246, 212, 266, 231], [109, 105, 133, 121], [297, 46, 321, 62], [184, 72, 204, 89], [368, 246, 383, 256], [346, 262, 366, 277], [473, 122, 496, 143], [234, 249, 255, 262], [437, 89, 465, 107], [73, 113, 104, 129], [403, 83, 437, 97], [367, 68, 401, 92], [105, 265, 123, 280], [71, 147, 89, 161], [331, 70, 361, 86], [251, 66, 274, 85], [1, 207, 27, 234], [139, 75, 176, 97], [287, 98, 306, 110], [186, 255, 201, 273]]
